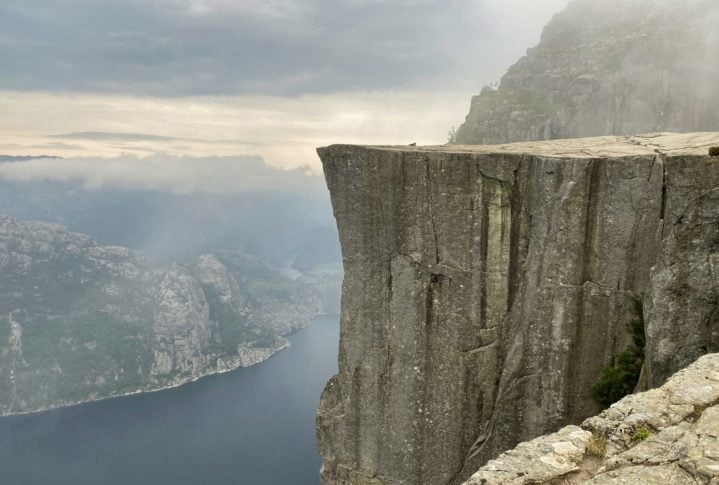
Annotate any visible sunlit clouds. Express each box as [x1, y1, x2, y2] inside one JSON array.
[[0, 90, 472, 169]]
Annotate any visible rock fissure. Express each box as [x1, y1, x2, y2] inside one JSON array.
[[426, 160, 441, 266]]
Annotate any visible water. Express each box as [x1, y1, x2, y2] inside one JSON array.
[[0, 316, 340, 485]]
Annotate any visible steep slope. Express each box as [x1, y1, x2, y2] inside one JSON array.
[[317, 133, 719, 484], [455, 0, 719, 145], [465, 353, 719, 484], [0, 217, 323, 415]]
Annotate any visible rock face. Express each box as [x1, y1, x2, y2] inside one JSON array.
[[0, 216, 323, 415], [454, 0, 719, 145], [317, 133, 719, 484], [465, 352, 719, 484]]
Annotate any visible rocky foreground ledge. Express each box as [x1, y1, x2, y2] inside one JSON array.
[[317, 133, 719, 484], [466, 353, 719, 484]]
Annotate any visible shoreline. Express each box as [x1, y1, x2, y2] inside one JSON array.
[[0, 340, 289, 418], [0, 316, 338, 418]]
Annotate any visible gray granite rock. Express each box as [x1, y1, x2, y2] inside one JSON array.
[[317, 133, 719, 484], [464, 353, 719, 484]]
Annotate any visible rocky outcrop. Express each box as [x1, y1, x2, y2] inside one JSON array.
[[317, 133, 719, 484], [465, 352, 719, 484], [454, 0, 719, 145], [0, 217, 324, 415]]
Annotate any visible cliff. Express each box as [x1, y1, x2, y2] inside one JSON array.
[[465, 352, 719, 484], [0, 217, 324, 415], [454, 0, 719, 145], [316, 132, 719, 484]]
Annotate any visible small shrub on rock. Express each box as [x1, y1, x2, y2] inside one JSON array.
[[709, 146, 719, 157], [592, 296, 645, 408], [630, 426, 651, 442]]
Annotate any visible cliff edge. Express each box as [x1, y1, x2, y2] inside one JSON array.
[[317, 133, 719, 484]]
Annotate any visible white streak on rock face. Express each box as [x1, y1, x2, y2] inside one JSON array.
[[151, 351, 175, 376], [150, 265, 211, 380], [192, 255, 236, 304], [8, 318, 22, 354]]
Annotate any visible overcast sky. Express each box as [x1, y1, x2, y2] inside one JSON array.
[[0, 0, 569, 186], [0, 0, 569, 96]]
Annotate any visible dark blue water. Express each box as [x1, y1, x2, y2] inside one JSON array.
[[0, 316, 339, 485]]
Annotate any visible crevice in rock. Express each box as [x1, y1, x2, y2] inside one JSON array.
[[426, 159, 441, 265], [566, 158, 602, 421], [660, 155, 667, 223]]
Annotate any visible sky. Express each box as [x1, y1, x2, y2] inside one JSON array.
[[0, 0, 570, 188]]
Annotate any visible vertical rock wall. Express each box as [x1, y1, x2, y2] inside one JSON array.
[[317, 134, 719, 484]]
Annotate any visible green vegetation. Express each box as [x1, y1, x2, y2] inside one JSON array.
[[710, 146, 719, 157], [0, 220, 325, 415], [202, 285, 276, 354], [630, 426, 652, 442], [592, 296, 646, 408]]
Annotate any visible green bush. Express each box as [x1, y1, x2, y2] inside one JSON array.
[[710, 146, 719, 157], [631, 426, 652, 442], [592, 296, 646, 408]]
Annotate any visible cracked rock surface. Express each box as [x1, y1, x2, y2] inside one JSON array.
[[317, 132, 719, 485], [465, 353, 719, 484]]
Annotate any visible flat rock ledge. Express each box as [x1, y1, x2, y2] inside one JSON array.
[[465, 353, 719, 484]]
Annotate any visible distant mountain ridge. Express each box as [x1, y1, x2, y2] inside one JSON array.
[[0, 178, 341, 268], [0, 155, 61, 162], [455, 0, 719, 144], [0, 216, 332, 416]]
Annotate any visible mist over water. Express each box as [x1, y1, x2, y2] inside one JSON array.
[[0, 316, 339, 485]]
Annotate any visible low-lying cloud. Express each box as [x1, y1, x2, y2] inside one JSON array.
[[0, 155, 325, 194], [0, 90, 473, 168]]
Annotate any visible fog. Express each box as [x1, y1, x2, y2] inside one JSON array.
[[0, 155, 324, 194]]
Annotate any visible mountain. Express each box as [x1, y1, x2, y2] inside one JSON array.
[[0, 216, 327, 416], [316, 133, 719, 484], [454, 0, 719, 145], [0, 156, 62, 162]]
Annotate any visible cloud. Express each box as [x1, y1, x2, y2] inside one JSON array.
[[51, 132, 187, 142], [0, 0, 570, 96], [0, 89, 473, 168], [0, 154, 326, 194]]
